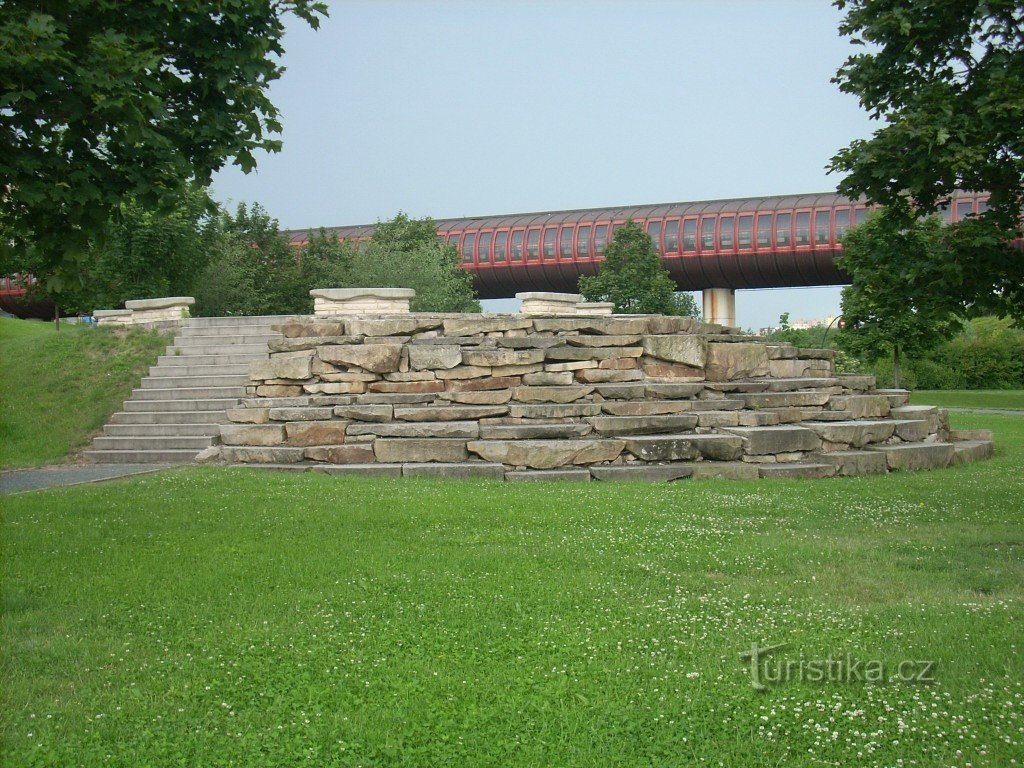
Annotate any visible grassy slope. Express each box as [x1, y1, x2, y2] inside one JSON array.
[[0, 318, 168, 468], [912, 389, 1024, 410], [2, 412, 1022, 767]]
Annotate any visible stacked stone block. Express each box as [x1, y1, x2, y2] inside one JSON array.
[[211, 312, 995, 480]]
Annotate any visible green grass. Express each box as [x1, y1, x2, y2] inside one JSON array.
[[912, 389, 1024, 410], [2, 413, 1022, 767], [0, 318, 168, 468]]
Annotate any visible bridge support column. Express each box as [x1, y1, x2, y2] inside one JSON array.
[[702, 288, 736, 327]]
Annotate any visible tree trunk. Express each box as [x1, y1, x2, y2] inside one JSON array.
[[893, 344, 901, 389], [54, 302, 60, 332]]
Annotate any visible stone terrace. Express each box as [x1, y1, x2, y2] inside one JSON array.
[[204, 312, 995, 481]]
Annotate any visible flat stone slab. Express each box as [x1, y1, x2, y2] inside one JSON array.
[[309, 463, 403, 477], [689, 462, 759, 480], [722, 425, 822, 455], [757, 463, 837, 479], [467, 439, 624, 469], [478, 423, 593, 439], [950, 440, 994, 465], [125, 296, 194, 310], [402, 463, 505, 479], [622, 434, 743, 461], [590, 464, 694, 482], [812, 450, 888, 476], [868, 442, 954, 471], [587, 414, 698, 436], [803, 420, 895, 448], [93, 309, 133, 318], [310, 288, 415, 300], [515, 291, 583, 302], [505, 469, 591, 482]]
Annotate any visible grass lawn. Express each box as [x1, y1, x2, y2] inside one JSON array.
[[912, 389, 1024, 410], [2, 412, 1022, 767], [0, 318, 168, 468]]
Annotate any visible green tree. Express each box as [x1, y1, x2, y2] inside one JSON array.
[[339, 213, 480, 312], [0, 1, 326, 299], [578, 221, 691, 315], [836, 211, 960, 388], [829, 0, 1024, 318]]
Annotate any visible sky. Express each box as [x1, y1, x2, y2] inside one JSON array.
[[211, 0, 878, 330]]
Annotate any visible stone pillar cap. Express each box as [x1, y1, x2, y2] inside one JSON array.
[[515, 292, 583, 302], [124, 296, 195, 310], [310, 288, 416, 300], [576, 301, 614, 308]]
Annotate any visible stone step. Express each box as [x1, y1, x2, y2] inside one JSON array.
[[586, 414, 698, 436], [149, 363, 252, 377], [157, 353, 269, 366], [621, 434, 744, 461], [104, 423, 223, 437], [810, 450, 888, 476], [81, 448, 200, 464], [951, 440, 994, 465], [166, 343, 270, 356], [721, 425, 822, 454], [505, 468, 591, 482], [140, 375, 250, 389], [92, 435, 215, 451], [867, 442, 955, 470], [185, 315, 296, 328], [130, 386, 248, 401], [173, 334, 278, 347], [123, 397, 241, 412], [109, 410, 229, 425], [761, 377, 839, 392], [757, 463, 837, 479], [179, 323, 284, 336]]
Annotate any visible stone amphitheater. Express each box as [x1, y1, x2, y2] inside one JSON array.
[[184, 288, 995, 481]]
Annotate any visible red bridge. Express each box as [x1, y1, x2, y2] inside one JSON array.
[[285, 191, 989, 324]]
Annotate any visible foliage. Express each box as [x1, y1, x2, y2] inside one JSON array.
[[579, 221, 691, 315], [0, 317, 168, 467], [0, 1, 326, 299], [830, 0, 1024, 318], [54, 185, 216, 315], [836, 210, 961, 386], [192, 204, 310, 317], [3, 410, 1024, 765], [338, 213, 480, 312]]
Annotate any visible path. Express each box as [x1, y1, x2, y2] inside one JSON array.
[[0, 464, 175, 494]]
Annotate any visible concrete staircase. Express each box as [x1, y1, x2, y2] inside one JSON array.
[[83, 316, 289, 464]]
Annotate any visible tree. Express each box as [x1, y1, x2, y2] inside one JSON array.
[[579, 221, 692, 315], [836, 210, 961, 387], [339, 213, 480, 312], [829, 0, 1024, 319], [0, 1, 327, 299]]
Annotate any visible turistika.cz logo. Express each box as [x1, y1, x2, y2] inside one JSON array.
[[739, 642, 937, 691]]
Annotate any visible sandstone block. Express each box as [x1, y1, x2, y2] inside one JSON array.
[[333, 404, 393, 422], [645, 383, 704, 399], [601, 401, 691, 416], [317, 343, 402, 373], [758, 463, 836, 479], [769, 358, 827, 378], [599, 357, 640, 370], [346, 317, 442, 337], [545, 346, 643, 362], [869, 443, 954, 471], [689, 461, 759, 480], [254, 384, 306, 398], [357, 393, 438, 405], [393, 405, 509, 422], [803, 420, 896, 448], [407, 344, 462, 370], [309, 462, 399, 475], [575, 368, 643, 383], [704, 342, 769, 380], [303, 382, 366, 395], [640, 359, 704, 379], [593, 383, 647, 400], [277, 321, 346, 338], [442, 316, 533, 336], [644, 316, 698, 334], [545, 360, 598, 372], [623, 434, 743, 461], [374, 438, 469, 463], [220, 446, 305, 463], [220, 424, 286, 446], [586, 414, 698, 436], [227, 407, 269, 424], [491, 363, 544, 376], [829, 395, 890, 419], [531, 317, 649, 335], [523, 371, 574, 386], [478, 423, 593, 439], [436, 365, 492, 379], [348, 421, 479, 438], [304, 445, 377, 464], [497, 337, 565, 349], [285, 420, 348, 446], [269, 407, 335, 422], [440, 389, 513, 405], [513, 385, 595, 403], [813, 450, 888, 476], [447, 376, 521, 392], [367, 380, 446, 394], [696, 411, 741, 427], [505, 469, 591, 482], [507, 403, 601, 419], [467, 439, 624, 468], [950, 440, 994, 466], [589, 465, 694, 482], [402, 463, 505, 479], [565, 334, 642, 347], [722, 425, 821, 455], [270, 336, 361, 352], [461, 348, 545, 367], [641, 335, 707, 367]]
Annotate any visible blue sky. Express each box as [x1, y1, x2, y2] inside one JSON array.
[[211, 0, 877, 329]]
